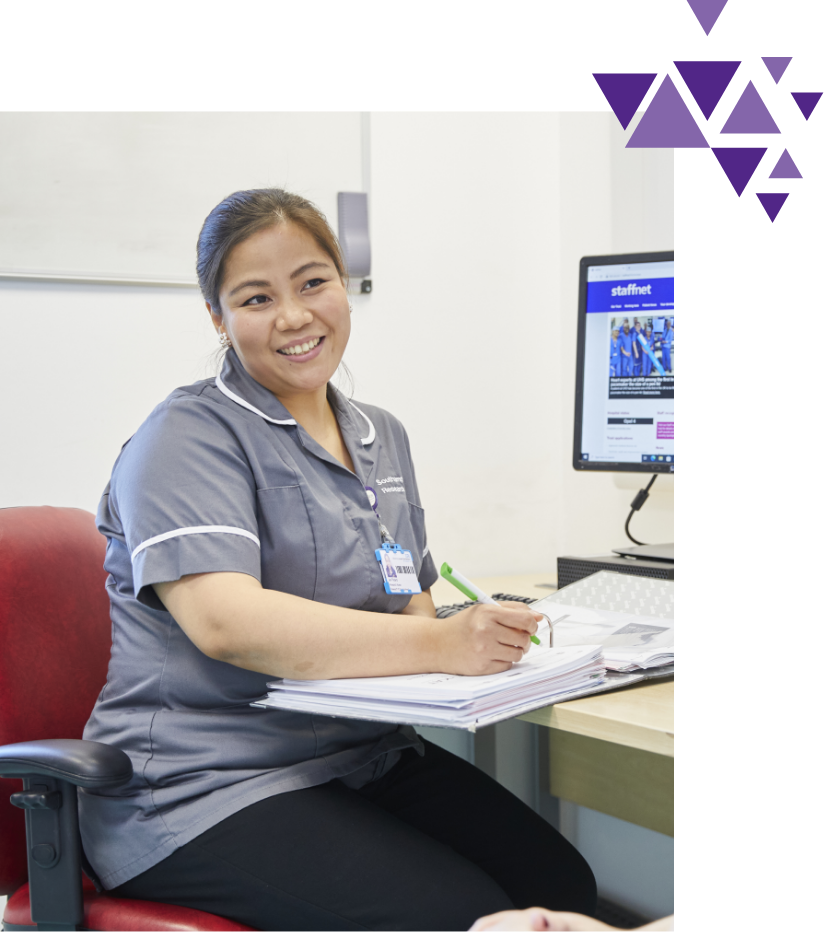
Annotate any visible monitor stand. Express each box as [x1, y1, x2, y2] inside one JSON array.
[[612, 542, 674, 563]]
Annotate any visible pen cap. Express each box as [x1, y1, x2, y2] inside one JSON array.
[[440, 562, 479, 602]]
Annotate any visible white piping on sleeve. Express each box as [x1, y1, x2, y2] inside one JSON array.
[[348, 402, 376, 446], [131, 525, 261, 559], [215, 374, 297, 425], [422, 545, 429, 558]]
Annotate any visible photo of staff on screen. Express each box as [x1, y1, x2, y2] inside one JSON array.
[[610, 316, 674, 378]]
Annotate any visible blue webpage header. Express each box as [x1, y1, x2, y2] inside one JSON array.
[[586, 277, 674, 313]]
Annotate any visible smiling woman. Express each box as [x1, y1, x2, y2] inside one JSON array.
[[77, 188, 596, 931], [211, 223, 351, 420]]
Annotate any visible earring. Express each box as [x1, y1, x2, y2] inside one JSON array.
[[348, 302, 354, 314], [219, 332, 231, 348]]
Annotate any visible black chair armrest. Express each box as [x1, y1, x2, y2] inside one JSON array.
[[0, 739, 132, 788]]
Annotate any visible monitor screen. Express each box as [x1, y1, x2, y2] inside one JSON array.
[[573, 251, 674, 473]]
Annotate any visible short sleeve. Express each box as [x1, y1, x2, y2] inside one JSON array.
[[106, 396, 262, 607]]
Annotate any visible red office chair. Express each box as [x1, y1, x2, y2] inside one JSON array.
[[0, 506, 254, 931]]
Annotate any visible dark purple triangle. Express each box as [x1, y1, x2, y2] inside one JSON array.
[[593, 74, 657, 129], [712, 148, 767, 196], [756, 192, 789, 222], [791, 92, 822, 120], [674, 60, 740, 119]]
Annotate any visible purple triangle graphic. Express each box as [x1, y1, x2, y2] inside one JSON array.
[[627, 76, 709, 148], [791, 92, 822, 120], [770, 149, 802, 179], [721, 81, 781, 134], [674, 61, 740, 120], [756, 192, 789, 222], [712, 148, 767, 196], [762, 57, 792, 83], [686, 0, 729, 35], [593, 74, 657, 129]]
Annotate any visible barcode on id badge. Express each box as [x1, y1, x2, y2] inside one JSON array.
[[396, 565, 416, 574]]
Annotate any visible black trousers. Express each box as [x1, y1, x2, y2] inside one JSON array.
[[114, 739, 596, 931]]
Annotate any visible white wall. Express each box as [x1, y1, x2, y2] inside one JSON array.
[[1, 280, 218, 511], [350, 112, 565, 575]]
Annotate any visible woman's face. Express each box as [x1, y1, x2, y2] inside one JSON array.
[[211, 223, 350, 402]]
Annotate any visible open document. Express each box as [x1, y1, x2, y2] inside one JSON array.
[[533, 606, 673, 672], [253, 644, 606, 732], [530, 570, 674, 674]]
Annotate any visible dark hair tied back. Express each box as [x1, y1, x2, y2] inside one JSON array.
[[196, 188, 348, 313]]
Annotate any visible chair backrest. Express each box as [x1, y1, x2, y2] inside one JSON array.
[[0, 506, 112, 896]]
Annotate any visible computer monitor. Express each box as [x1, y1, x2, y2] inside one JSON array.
[[573, 251, 674, 473]]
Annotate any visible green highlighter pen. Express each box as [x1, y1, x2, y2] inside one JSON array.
[[440, 562, 541, 645]]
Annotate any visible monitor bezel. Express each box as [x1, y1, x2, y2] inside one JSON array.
[[572, 250, 675, 474]]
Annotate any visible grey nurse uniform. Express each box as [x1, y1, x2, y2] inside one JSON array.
[[80, 350, 438, 890]]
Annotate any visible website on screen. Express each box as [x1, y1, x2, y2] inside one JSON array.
[[580, 260, 674, 468]]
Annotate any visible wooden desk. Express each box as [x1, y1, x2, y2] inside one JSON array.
[[431, 573, 674, 837]]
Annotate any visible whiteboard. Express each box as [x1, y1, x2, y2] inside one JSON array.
[[0, 112, 363, 283]]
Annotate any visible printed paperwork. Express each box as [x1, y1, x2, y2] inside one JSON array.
[[530, 571, 674, 674], [253, 571, 674, 731], [254, 644, 607, 732], [534, 605, 673, 672]]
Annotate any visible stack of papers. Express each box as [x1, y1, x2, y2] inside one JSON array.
[[254, 644, 606, 731]]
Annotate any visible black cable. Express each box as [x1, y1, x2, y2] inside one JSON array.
[[624, 473, 658, 546]]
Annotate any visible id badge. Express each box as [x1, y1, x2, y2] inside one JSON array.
[[375, 543, 422, 595]]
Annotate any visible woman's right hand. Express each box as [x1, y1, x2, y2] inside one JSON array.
[[435, 602, 542, 676]]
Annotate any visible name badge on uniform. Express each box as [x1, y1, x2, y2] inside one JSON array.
[[375, 543, 422, 595]]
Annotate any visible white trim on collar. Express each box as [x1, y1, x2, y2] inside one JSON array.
[[348, 401, 376, 446], [215, 373, 375, 445], [215, 374, 297, 425]]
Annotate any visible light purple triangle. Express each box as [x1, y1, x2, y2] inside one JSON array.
[[686, 0, 729, 35], [762, 57, 792, 83], [721, 81, 781, 134], [627, 76, 709, 148], [791, 92, 823, 121], [770, 149, 802, 179], [756, 192, 789, 222]]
